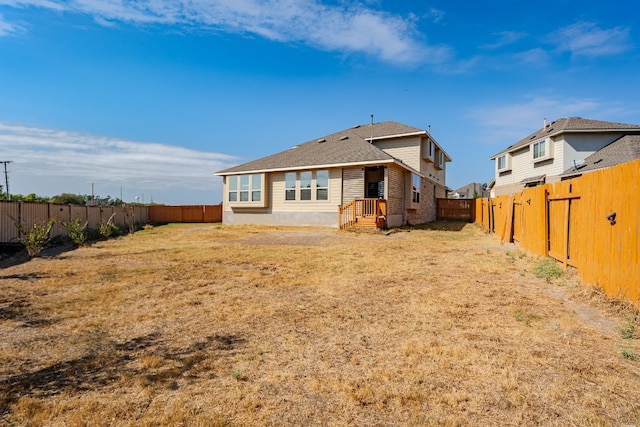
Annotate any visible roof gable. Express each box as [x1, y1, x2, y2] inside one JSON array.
[[216, 121, 429, 175], [491, 117, 640, 159]]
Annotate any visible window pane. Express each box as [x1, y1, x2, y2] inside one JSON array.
[[300, 171, 311, 189], [240, 175, 249, 191], [301, 188, 311, 200], [498, 156, 505, 169], [228, 176, 238, 191], [240, 191, 249, 201], [285, 172, 296, 200], [229, 192, 237, 202], [317, 188, 328, 200], [252, 191, 261, 202], [316, 170, 328, 201], [251, 174, 261, 190], [412, 174, 420, 204], [316, 170, 328, 188]]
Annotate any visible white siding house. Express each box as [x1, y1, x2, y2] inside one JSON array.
[[489, 117, 640, 196]]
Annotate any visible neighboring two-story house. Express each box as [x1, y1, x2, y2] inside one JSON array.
[[215, 121, 451, 228], [489, 117, 640, 196]]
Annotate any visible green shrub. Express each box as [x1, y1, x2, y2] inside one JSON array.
[[62, 218, 88, 246], [98, 213, 117, 239], [15, 219, 56, 258]]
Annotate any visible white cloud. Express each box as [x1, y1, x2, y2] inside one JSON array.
[[0, 122, 239, 202], [549, 21, 631, 58], [0, 0, 440, 64], [468, 95, 606, 148], [480, 31, 527, 50], [0, 13, 24, 35]]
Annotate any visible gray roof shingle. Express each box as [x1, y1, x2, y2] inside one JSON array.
[[561, 134, 640, 178], [216, 121, 428, 175], [490, 117, 640, 159]]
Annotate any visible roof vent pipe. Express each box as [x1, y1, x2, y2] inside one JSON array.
[[370, 114, 374, 125], [543, 117, 547, 128]]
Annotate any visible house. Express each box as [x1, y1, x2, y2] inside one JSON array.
[[450, 182, 489, 199], [215, 120, 451, 229], [560, 134, 640, 179], [489, 117, 640, 196]]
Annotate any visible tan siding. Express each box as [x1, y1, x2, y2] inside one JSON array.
[[342, 167, 364, 204], [374, 136, 421, 170]]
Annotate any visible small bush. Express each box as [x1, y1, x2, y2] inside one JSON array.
[[534, 257, 564, 283], [62, 218, 88, 246], [15, 219, 56, 258], [98, 213, 117, 239]]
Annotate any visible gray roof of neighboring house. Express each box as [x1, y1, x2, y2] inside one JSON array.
[[490, 117, 640, 159], [560, 134, 640, 178], [216, 121, 449, 175]]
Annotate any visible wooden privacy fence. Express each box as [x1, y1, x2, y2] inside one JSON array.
[[0, 201, 148, 243], [437, 198, 475, 222], [476, 158, 640, 306], [148, 205, 222, 223]]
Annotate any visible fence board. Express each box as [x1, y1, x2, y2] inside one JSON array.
[[437, 199, 474, 222], [148, 205, 222, 223], [476, 158, 640, 306]]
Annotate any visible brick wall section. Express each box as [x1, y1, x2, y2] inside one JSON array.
[[406, 179, 447, 225], [386, 164, 406, 216]]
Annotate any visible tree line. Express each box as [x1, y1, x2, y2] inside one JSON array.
[[0, 189, 125, 206]]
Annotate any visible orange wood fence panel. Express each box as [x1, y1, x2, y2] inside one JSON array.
[[148, 205, 222, 223], [476, 159, 639, 306], [437, 199, 474, 222]]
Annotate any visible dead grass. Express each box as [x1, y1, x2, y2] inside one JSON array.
[[1, 222, 639, 426]]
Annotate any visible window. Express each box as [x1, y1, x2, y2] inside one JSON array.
[[435, 149, 445, 169], [285, 172, 296, 200], [300, 171, 312, 200], [251, 173, 261, 202], [284, 170, 329, 201], [228, 176, 238, 202], [497, 155, 506, 170], [533, 140, 546, 159], [497, 154, 511, 172], [412, 174, 420, 204], [532, 139, 552, 162], [239, 175, 249, 201], [429, 141, 435, 158], [227, 173, 266, 207], [316, 170, 328, 201]]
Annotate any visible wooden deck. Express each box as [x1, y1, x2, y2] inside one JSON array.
[[338, 198, 387, 230]]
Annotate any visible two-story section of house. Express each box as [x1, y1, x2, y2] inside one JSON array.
[[215, 120, 451, 228], [489, 117, 640, 196]]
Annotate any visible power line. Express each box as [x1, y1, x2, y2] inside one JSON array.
[[0, 161, 11, 201]]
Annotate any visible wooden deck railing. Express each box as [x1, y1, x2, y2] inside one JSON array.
[[338, 198, 387, 230]]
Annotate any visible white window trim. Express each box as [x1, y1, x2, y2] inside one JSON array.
[[284, 170, 330, 202], [532, 138, 553, 163], [227, 173, 267, 208], [497, 153, 512, 172]]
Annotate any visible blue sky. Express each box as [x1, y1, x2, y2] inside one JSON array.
[[0, 0, 638, 204]]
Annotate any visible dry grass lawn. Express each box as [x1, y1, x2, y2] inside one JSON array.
[[1, 222, 639, 426]]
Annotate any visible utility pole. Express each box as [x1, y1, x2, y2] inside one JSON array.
[[0, 161, 11, 200]]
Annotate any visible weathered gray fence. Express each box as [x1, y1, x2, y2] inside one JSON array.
[[0, 201, 149, 243]]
